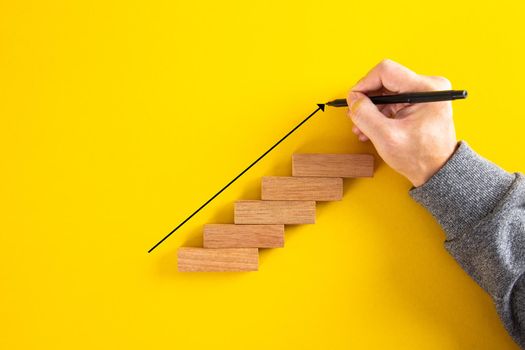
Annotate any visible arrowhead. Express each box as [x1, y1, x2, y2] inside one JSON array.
[[317, 103, 325, 112]]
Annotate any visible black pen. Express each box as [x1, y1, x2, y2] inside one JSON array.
[[326, 90, 468, 107]]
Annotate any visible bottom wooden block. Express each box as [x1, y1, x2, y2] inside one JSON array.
[[177, 247, 259, 272]]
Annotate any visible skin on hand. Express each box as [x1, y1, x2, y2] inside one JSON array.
[[347, 59, 458, 187]]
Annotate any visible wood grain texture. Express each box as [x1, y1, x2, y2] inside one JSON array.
[[292, 153, 374, 178], [203, 224, 284, 248], [234, 200, 316, 224], [261, 176, 343, 201], [177, 247, 259, 272]]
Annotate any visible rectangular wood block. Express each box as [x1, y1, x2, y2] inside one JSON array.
[[234, 200, 316, 224], [203, 224, 284, 248], [261, 176, 343, 201], [292, 153, 374, 178], [177, 247, 258, 272]]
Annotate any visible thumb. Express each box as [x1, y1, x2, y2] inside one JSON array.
[[347, 91, 390, 141]]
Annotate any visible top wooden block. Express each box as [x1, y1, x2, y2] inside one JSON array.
[[292, 154, 374, 178]]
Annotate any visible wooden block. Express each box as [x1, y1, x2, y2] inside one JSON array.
[[234, 200, 315, 224], [178, 247, 258, 272], [203, 224, 284, 248], [261, 176, 343, 201], [292, 153, 374, 178]]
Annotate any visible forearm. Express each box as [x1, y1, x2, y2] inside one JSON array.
[[409, 141, 525, 348]]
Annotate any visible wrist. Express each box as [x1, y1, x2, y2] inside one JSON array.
[[410, 142, 459, 187], [409, 141, 515, 240]]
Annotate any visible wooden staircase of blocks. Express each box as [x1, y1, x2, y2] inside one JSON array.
[[178, 153, 374, 272]]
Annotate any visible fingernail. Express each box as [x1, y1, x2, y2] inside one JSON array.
[[348, 92, 362, 115], [347, 92, 359, 108]]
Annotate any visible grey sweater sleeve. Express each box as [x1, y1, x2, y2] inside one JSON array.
[[409, 141, 525, 348]]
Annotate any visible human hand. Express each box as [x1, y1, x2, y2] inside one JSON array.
[[347, 59, 458, 187]]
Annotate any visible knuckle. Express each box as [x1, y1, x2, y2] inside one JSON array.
[[435, 76, 452, 89], [424, 75, 452, 90], [379, 58, 393, 67], [377, 58, 393, 73]]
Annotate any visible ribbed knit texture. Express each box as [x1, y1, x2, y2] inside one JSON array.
[[410, 141, 525, 348]]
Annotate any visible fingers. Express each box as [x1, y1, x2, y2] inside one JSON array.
[[358, 133, 369, 142], [352, 59, 420, 93], [425, 75, 452, 90], [347, 91, 390, 141], [352, 125, 369, 142], [348, 60, 453, 143], [352, 59, 446, 94]]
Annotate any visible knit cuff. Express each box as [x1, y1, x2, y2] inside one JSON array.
[[409, 141, 514, 240]]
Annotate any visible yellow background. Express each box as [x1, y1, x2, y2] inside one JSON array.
[[1, 0, 524, 349]]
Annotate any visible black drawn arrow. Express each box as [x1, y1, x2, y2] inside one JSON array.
[[148, 103, 326, 253]]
